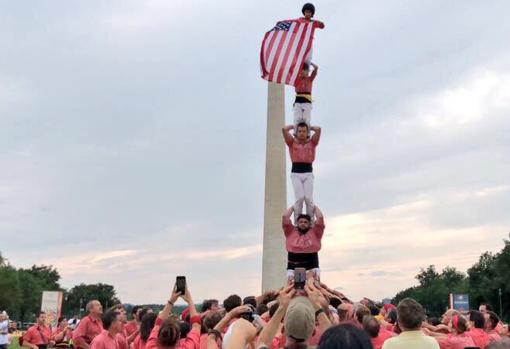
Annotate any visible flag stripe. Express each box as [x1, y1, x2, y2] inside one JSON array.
[[272, 22, 297, 82], [276, 22, 303, 83], [260, 19, 316, 86], [266, 29, 285, 80], [281, 22, 306, 84], [288, 23, 314, 85]]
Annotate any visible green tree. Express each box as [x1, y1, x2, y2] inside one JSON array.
[[0, 254, 22, 319], [468, 236, 510, 321], [63, 283, 121, 317], [393, 265, 468, 317]]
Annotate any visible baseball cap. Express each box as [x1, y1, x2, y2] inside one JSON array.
[[284, 297, 315, 342]]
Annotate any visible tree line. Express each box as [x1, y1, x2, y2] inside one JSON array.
[[393, 234, 510, 322], [1, 234, 509, 322]]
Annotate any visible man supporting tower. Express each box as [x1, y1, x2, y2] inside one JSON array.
[[282, 122, 321, 218], [282, 205, 325, 282]]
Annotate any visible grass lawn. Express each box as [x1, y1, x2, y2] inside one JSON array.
[[8, 339, 21, 349]]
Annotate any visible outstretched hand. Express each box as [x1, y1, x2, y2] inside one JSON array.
[[169, 286, 181, 304], [277, 284, 296, 310], [305, 280, 327, 311]]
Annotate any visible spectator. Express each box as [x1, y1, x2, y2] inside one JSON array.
[[201, 300, 219, 313], [466, 310, 491, 348], [52, 317, 73, 347], [90, 311, 126, 349], [223, 295, 242, 312], [355, 304, 370, 325], [125, 306, 142, 337], [382, 298, 439, 349], [318, 323, 373, 349], [363, 315, 396, 349], [0, 312, 8, 349], [424, 314, 475, 349], [73, 300, 103, 349], [145, 285, 200, 349], [22, 311, 54, 349], [486, 311, 502, 342], [133, 312, 157, 349]]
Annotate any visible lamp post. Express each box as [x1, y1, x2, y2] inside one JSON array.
[[499, 288, 503, 318]]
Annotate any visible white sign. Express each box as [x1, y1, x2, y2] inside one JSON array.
[[41, 291, 63, 328]]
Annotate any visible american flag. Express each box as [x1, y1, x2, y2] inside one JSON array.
[[260, 19, 316, 86]]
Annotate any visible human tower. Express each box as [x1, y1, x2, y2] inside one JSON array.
[[275, 3, 326, 283]]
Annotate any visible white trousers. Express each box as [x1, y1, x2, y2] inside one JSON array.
[[287, 268, 320, 279], [293, 102, 312, 127], [291, 172, 314, 217]]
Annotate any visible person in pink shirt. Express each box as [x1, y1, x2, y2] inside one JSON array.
[[145, 284, 200, 349], [22, 312, 54, 349], [90, 311, 127, 349], [425, 315, 475, 349], [466, 310, 491, 349], [282, 204, 325, 281], [52, 317, 73, 347], [125, 306, 142, 338], [282, 122, 321, 219], [73, 300, 103, 349], [133, 312, 157, 349], [293, 62, 318, 128], [486, 311, 502, 343], [363, 315, 396, 349]]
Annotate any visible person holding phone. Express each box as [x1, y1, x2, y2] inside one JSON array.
[[282, 205, 325, 282], [145, 279, 200, 349]]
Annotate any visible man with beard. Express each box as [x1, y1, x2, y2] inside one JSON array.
[[282, 204, 325, 282]]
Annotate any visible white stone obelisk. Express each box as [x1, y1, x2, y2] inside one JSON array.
[[262, 82, 287, 292]]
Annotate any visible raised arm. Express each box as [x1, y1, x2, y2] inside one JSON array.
[[310, 63, 318, 80], [310, 126, 321, 145], [305, 281, 332, 333], [158, 287, 181, 321], [313, 20, 325, 29], [314, 205, 323, 221], [256, 285, 295, 348], [282, 125, 294, 146]]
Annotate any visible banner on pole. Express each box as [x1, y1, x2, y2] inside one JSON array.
[[450, 293, 469, 311], [41, 291, 63, 328]]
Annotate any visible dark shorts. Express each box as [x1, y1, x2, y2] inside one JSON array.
[[287, 252, 319, 270]]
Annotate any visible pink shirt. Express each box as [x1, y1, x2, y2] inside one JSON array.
[[466, 328, 490, 349], [90, 331, 127, 349], [286, 138, 318, 164], [145, 318, 200, 349], [24, 324, 52, 346], [133, 335, 146, 349], [488, 330, 501, 342], [371, 328, 397, 349], [73, 315, 103, 348], [294, 70, 317, 95], [52, 327, 73, 342], [283, 216, 325, 253], [125, 322, 138, 337], [437, 333, 475, 349]]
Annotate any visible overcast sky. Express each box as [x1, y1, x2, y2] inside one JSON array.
[[1, 1, 509, 305]]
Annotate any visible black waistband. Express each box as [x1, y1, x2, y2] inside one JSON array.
[[287, 252, 319, 270], [292, 162, 313, 173], [294, 96, 312, 104]]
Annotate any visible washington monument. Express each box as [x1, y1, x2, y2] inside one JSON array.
[[261, 82, 287, 291]]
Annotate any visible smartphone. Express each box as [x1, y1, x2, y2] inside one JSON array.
[[294, 268, 306, 290], [176, 276, 186, 294]]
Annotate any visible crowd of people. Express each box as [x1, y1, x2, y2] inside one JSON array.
[[2, 277, 509, 349]]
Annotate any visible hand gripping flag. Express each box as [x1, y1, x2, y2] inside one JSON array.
[[260, 19, 322, 86]]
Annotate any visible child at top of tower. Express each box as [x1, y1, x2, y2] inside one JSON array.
[[299, 3, 325, 65], [294, 62, 318, 128], [300, 3, 325, 28]]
